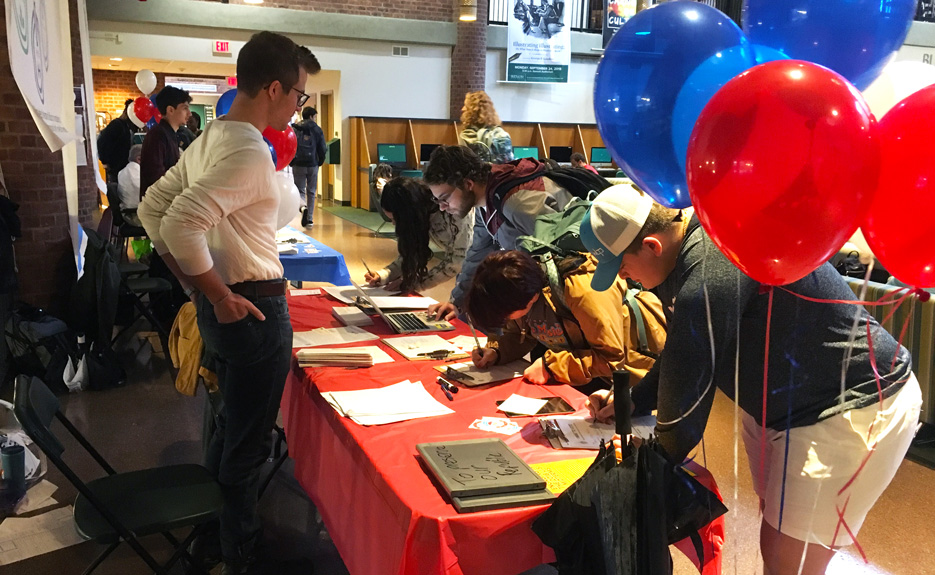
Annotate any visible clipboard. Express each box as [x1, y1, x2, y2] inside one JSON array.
[[433, 360, 529, 387]]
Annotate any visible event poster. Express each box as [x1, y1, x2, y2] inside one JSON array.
[[603, 0, 637, 47], [5, 0, 74, 151], [506, 0, 571, 83]]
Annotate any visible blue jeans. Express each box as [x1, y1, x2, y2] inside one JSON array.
[[292, 165, 319, 219], [196, 292, 293, 562]]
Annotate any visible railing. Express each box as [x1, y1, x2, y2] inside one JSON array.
[[489, 0, 604, 33]]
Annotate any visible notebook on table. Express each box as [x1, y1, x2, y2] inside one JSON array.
[[351, 280, 454, 334], [417, 438, 555, 513]]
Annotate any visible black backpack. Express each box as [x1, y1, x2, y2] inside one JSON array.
[[490, 164, 613, 214], [293, 123, 317, 165]]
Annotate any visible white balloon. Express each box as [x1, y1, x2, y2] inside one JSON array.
[[276, 172, 301, 229], [862, 60, 935, 119], [126, 102, 144, 129], [135, 69, 157, 96]]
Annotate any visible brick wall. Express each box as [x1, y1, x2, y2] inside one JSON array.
[[93, 69, 227, 122], [196, 0, 453, 23], [0, 0, 94, 313], [450, 0, 488, 119], [70, 0, 100, 229]]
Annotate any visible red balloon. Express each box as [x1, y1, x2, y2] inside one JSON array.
[[133, 96, 156, 123], [262, 125, 297, 171], [686, 60, 879, 286], [863, 84, 935, 287], [152, 109, 162, 124]]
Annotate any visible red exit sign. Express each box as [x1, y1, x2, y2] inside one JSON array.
[[213, 41, 231, 55], [226, 77, 237, 87]]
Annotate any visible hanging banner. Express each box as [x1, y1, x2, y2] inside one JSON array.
[[5, 0, 75, 151], [506, 0, 571, 83], [603, 0, 637, 48]]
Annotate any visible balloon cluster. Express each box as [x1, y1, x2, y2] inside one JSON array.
[[127, 70, 162, 129], [595, 0, 932, 287]]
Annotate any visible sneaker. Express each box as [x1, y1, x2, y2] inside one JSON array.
[[186, 524, 222, 573], [300, 207, 309, 228]]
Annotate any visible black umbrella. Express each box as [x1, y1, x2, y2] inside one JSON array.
[[532, 371, 727, 575]]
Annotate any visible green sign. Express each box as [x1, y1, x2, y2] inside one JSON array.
[[507, 63, 568, 83]]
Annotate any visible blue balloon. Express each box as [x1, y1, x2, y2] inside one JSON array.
[[145, 116, 158, 130], [671, 44, 787, 173], [264, 137, 277, 168], [594, 1, 749, 208], [743, 0, 916, 91], [216, 89, 237, 117]]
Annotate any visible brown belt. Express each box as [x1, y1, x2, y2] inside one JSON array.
[[228, 279, 287, 298]]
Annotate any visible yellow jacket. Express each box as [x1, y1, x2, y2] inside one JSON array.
[[168, 302, 218, 396], [488, 257, 667, 387]]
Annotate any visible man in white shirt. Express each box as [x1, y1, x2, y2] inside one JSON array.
[[116, 144, 142, 225], [137, 32, 320, 575]]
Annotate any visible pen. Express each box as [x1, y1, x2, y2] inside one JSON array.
[[467, 316, 482, 351], [436, 377, 454, 401], [361, 259, 373, 275], [436, 376, 459, 393]]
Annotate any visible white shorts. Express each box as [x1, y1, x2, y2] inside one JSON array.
[[741, 374, 922, 546]]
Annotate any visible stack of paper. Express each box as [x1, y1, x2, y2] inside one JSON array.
[[538, 415, 656, 450], [292, 326, 380, 348], [296, 346, 393, 367], [331, 306, 373, 326], [321, 380, 454, 425], [277, 244, 298, 255], [448, 335, 488, 353], [323, 285, 396, 304]]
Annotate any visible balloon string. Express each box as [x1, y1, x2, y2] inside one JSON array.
[[759, 286, 774, 501], [733, 268, 741, 575]]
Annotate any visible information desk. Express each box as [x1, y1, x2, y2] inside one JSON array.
[[282, 292, 722, 575], [277, 228, 352, 285]]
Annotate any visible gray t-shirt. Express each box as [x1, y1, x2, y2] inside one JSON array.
[[632, 217, 911, 462]]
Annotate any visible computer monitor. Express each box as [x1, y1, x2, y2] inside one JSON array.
[[377, 143, 407, 167], [549, 146, 573, 163], [513, 146, 539, 160], [420, 143, 441, 163], [590, 147, 612, 165]]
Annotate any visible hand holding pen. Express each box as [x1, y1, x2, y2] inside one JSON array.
[[362, 259, 381, 286]]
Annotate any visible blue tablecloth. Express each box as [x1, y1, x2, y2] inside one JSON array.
[[278, 229, 351, 285]]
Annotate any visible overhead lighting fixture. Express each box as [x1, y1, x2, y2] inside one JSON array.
[[243, 0, 264, 4], [109, 57, 122, 61], [458, 0, 477, 21]]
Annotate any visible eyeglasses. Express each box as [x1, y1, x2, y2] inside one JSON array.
[[263, 82, 310, 107], [290, 86, 311, 107], [432, 186, 459, 206]]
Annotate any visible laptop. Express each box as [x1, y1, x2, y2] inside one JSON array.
[[351, 280, 455, 334]]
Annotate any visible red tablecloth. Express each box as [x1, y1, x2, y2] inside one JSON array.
[[282, 292, 723, 575]]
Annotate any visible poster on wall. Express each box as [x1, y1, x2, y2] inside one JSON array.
[[603, 0, 637, 47], [5, 0, 75, 151], [506, 0, 571, 83]]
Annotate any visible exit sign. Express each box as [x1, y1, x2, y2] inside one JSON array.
[[213, 41, 231, 55], [226, 77, 237, 87]]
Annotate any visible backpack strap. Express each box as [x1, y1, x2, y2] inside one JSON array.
[[624, 288, 659, 359]]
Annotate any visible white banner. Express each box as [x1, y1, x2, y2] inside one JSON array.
[[506, 0, 571, 83], [6, 0, 76, 151]]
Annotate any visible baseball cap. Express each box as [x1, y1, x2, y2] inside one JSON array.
[[579, 185, 654, 291]]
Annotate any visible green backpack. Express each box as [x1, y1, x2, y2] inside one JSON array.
[[516, 198, 655, 357]]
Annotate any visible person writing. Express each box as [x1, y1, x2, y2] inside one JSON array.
[[138, 32, 321, 574], [580, 186, 922, 575], [466, 250, 666, 391], [364, 177, 473, 293]]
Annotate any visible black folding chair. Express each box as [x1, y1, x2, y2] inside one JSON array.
[[12, 375, 223, 575]]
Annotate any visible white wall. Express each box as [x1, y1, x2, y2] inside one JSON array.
[[484, 51, 599, 124], [90, 31, 451, 201]]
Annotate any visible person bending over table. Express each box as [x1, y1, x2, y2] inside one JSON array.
[[466, 250, 666, 392], [580, 186, 922, 575], [364, 177, 473, 292], [423, 145, 576, 321]]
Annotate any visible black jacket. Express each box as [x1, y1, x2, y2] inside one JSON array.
[[291, 120, 327, 168], [97, 117, 134, 174]]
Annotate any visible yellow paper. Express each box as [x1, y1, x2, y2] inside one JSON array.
[[530, 457, 594, 495]]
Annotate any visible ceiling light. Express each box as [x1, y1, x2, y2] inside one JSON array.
[[458, 0, 477, 21], [110, 57, 122, 61], [243, 0, 264, 4]]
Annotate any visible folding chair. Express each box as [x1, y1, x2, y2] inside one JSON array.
[[12, 375, 223, 575], [106, 182, 147, 263]]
